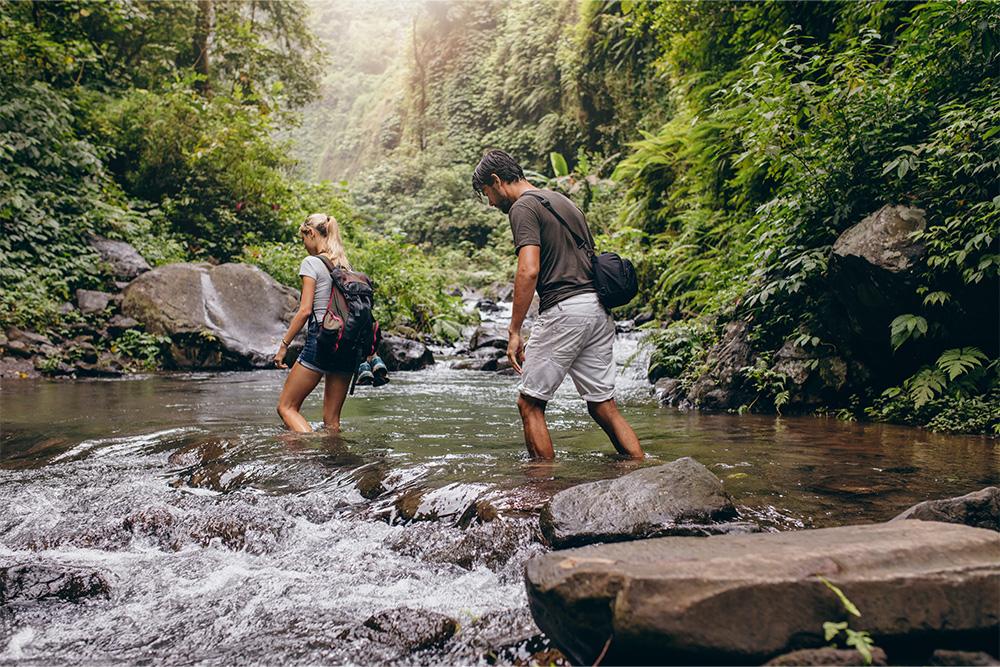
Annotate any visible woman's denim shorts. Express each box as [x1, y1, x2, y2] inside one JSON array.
[[297, 321, 357, 375]]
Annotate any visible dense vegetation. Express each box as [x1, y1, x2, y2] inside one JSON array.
[[303, 0, 997, 433], [2, 0, 996, 433], [0, 0, 468, 345]]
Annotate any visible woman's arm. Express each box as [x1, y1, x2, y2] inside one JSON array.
[[274, 276, 316, 369]]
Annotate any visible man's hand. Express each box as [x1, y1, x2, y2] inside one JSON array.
[[507, 330, 525, 374]]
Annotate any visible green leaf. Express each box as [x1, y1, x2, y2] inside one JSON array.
[[824, 621, 848, 642], [549, 152, 569, 178], [818, 576, 861, 617], [936, 347, 987, 381]]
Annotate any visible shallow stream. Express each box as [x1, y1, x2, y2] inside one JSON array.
[[1, 336, 997, 664]]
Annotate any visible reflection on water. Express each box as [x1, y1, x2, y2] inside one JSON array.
[[0, 360, 997, 663]]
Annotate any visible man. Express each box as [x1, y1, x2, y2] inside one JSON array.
[[472, 149, 644, 460]]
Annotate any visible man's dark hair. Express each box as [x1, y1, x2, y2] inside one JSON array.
[[472, 149, 525, 195]]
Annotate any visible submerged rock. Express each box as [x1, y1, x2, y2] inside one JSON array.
[[122, 263, 299, 369], [377, 335, 434, 371], [524, 521, 1000, 665], [442, 607, 565, 665], [338, 607, 458, 657], [0, 564, 110, 603], [891, 486, 999, 532], [539, 457, 749, 549]]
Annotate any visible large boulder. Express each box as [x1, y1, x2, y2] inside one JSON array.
[[378, 335, 434, 371], [89, 236, 151, 280], [687, 321, 754, 410], [832, 205, 926, 273], [525, 521, 1000, 666], [122, 263, 299, 369], [891, 487, 999, 532], [827, 205, 927, 376], [539, 458, 751, 549]]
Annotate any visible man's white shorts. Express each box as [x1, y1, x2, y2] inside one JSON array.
[[517, 292, 617, 403]]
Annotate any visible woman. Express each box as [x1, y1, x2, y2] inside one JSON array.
[[274, 213, 358, 432]]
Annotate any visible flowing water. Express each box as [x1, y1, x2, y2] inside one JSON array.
[[1, 332, 997, 664]]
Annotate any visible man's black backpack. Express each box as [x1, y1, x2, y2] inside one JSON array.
[[522, 192, 638, 309], [314, 256, 380, 369]]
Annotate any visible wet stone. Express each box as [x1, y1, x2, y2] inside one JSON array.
[[892, 486, 1000, 532], [443, 608, 557, 665], [339, 607, 458, 654], [539, 457, 746, 549], [0, 564, 110, 604], [6, 328, 51, 347], [353, 464, 388, 500]]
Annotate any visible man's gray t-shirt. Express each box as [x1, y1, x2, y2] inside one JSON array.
[[299, 255, 332, 320], [509, 189, 595, 312]]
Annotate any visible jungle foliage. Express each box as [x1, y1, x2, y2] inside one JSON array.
[[0, 0, 465, 337], [309, 0, 997, 432]]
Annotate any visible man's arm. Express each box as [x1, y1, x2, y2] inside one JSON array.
[[507, 245, 540, 373]]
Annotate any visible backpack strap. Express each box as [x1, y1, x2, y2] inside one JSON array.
[[521, 191, 594, 258]]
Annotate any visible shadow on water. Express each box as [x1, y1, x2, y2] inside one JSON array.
[[0, 365, 996, 663]]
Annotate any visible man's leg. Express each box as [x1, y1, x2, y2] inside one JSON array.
[[587, 399, 644, 459], [517, 393, 554, 459]]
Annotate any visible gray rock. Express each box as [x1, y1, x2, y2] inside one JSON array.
[[832, 205, 926, 273], [454, 347, 505, 371], [6, 327, 51, 346], [539, 457, 749, 549], [75, 289, 112, 315], [378, 335, 434, 371], [470, 324, 508, 351], [892, 487, 999, 532], [338, 608, 458, 654], [0, 356, 37, 379], [0, 564, 110, 603], [771, 340, 849, 408], [58, 302, 76, 315], [525, 521, 1000, 665], [442, 608, 555, 665], [122, 263, 299, 369], [687, 321, 754, 410], [90, 236, 151, 280], [5, 340, 31, 358], [765, 647, 888, 666], [930, 650, 1000, 666], [107, 314, 141, 336], [653, 378, 683, 406]]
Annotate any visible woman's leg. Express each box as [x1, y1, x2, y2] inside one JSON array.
[[277, 362, 323, 432], [322, 372, 353, 431]]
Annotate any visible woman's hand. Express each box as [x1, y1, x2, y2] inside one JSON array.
[[274, 342, 289, 369]]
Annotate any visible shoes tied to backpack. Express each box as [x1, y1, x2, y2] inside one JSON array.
[[371, 355, 390, 387]]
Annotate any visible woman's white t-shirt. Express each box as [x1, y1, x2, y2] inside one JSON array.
[[298, 255, 333, 321]]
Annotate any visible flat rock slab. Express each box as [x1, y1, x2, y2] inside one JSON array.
[[892, 486, 999, 532], [540, 457, 744, 549], [525, 521, 1000, 665]]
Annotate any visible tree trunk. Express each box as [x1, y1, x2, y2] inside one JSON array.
[[193, 0, 213, 96]]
